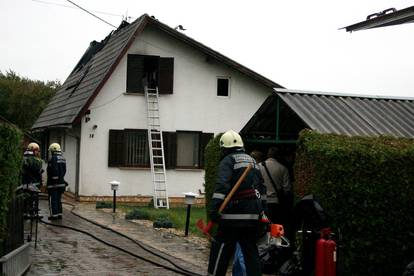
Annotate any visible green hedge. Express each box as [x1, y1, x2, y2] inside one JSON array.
[[295, 129, 414, 275], [203, 133, 222, 220], [0, 123, 22, 243]]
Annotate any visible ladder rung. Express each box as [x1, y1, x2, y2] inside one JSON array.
[[148, 116, 159, 118], [154, 171, 164, 174], [152, 139, 161, 142], [153, 155, 163, 158], [155, 189, 166, 192], [154, 180, 165, 183], [152, 147, 162, 150]]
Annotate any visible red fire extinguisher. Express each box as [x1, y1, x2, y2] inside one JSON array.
[[315, 228, 337, 276]]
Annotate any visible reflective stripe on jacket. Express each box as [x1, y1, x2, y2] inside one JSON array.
[[47, 152, 66, 189], [209, 150, 266, 227]]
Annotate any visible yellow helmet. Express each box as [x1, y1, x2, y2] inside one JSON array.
[[48, 143, 61, 152], [219, 130, 244, 148], [27, 142, 40, 151]]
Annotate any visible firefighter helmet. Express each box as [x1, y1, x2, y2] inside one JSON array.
[[27, 142, 40, 151], [48, 143, 61, 152], [219, 130, 244, 148]]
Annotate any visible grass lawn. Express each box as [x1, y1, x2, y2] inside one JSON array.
[[118, 205, 207, 236]]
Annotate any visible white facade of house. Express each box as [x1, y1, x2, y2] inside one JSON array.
[[61, 24, 272, 199]]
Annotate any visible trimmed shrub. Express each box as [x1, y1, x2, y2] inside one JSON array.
[[0, 123, 23, 245], [95, 201, 112, 209], [153, 216, 174, 228], [125, 208, 150, 220], [203, 133, 222, 220], [294, 129, 414, 275]]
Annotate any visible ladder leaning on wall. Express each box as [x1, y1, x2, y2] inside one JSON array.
[[145, 86, 169, 209]]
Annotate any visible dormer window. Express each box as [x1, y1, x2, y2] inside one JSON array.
[[127, 54, 174, 94]]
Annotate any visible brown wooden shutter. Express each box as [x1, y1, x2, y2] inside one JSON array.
[[162, 131, 177, 169], [108, 129, 124, 167], [158, 58, 174, 94], [199, 132, 214, 169], [127, 55, 145, 93]]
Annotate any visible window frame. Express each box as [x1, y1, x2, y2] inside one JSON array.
[[126, 54, 174, 94], [216, 76, 231, 97], [175, 131, 202, 169]]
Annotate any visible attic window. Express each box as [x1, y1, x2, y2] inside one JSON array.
[[126, 54, 174, 94], [217, 77, 230, 97]]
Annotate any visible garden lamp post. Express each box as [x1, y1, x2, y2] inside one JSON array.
[[110, 180, 120, 213], [183, 192, 197, 236]]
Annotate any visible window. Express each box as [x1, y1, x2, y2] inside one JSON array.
[[108, 129, 149, 168], [217, 77, 230, 97], [125, 130, 149, 166], [176, 132, 200, 168], [127, 54, 174, 94], [108, 129, 213, 169]]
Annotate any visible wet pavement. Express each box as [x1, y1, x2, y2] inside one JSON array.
[[26, 196, 209, 275]]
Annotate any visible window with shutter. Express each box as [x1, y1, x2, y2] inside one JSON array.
[[126, 55, 174, 94], [108, 129, 149, 167]]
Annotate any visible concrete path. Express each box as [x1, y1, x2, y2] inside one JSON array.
[[26, 197, 209, 275]]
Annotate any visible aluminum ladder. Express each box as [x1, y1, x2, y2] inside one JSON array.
[[145, 86, 169, 209]]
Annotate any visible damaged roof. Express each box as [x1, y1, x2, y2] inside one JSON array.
[[33, 14, 283, 130], [242, 88, 414, 138]]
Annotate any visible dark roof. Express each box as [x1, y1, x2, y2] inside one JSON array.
[[343, 6, 414, 32], [33, 14, 283, 130], [242, 88, 414, 138]]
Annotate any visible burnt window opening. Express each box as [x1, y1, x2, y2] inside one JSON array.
[[127, 54, 174, 94], [217, 77, 230, 97]]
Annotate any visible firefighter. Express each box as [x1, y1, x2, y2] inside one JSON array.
[[207, 130, 266, 276], [21, 142, 43, 217], [47, 143, 66, 220]]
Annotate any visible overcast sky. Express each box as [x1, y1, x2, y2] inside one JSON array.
[[1, 0, 414, 97]]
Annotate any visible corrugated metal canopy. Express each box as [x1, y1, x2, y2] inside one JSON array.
[[243, 89, 414, 139], [278, 89, 414, 138], [343, 6, 414, 32]]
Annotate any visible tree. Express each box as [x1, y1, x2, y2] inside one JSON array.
[[0, 70, 60, 130]]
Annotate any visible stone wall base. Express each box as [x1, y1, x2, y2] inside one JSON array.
[[64, 191, 205, 207]]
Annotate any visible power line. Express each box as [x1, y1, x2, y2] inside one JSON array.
[[32, 0, 124, 18], [65, 0, 117, 28]]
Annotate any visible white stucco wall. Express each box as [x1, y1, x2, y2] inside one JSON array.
[[78, 25, 273, 197]]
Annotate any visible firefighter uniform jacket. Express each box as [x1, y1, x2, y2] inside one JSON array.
[[209, 150, 266, 227], [21, 151, 43, 186], [47, 152, 66, 190]]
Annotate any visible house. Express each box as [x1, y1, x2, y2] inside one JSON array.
[[32, 14, 284, 205], [241, 88, 414, 154]]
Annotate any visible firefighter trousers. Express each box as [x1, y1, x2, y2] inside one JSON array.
[[207, 226, 262, 276]]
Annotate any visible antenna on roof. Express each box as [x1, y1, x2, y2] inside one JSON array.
[[123, 9, 132, 23]]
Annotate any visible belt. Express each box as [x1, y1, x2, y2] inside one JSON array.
[[232, 189, 257, 200]]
